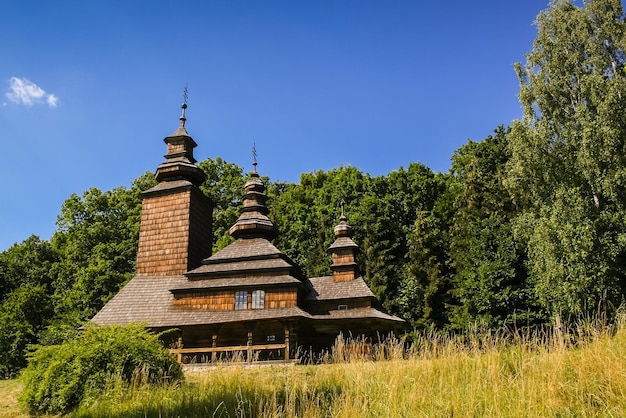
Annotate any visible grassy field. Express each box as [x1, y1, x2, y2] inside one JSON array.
[[0, 379, 26, 418], [3, 318, 626, 417]]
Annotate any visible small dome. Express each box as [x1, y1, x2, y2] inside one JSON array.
[[333, 214, 353, 238]]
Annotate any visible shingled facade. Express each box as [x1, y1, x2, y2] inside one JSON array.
[[92, 104, 403, 362]]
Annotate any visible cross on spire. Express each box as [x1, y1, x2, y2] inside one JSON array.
[[179, 85, 188, 129], [252, 143, 258, 173]]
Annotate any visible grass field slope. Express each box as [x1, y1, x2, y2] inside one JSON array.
[[2, 317, 626, 417]]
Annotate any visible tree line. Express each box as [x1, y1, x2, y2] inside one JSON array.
[[1, 0, 625, 378]]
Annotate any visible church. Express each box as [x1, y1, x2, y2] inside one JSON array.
[[92, 102, 403, 363]]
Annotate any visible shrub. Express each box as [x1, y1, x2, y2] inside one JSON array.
[[18, 323, 183, 415]]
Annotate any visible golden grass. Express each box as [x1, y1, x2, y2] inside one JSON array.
[[0, 380, 27, 418], [4, 317, 626, 417]]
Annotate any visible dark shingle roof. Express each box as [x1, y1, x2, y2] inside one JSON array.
[[304, 276, 376, 301], [92, 276, 311, 327], [312, 307, 404, 322], [202, 238, 282, 262], [186, 237, 305, 284], [170, 275, 302, 291], [188, 258, 293, 275]]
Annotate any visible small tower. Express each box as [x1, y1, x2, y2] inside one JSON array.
[[135, 99, 213, 276], [229, 148, 279, 240], [328, 208, 359, 282]]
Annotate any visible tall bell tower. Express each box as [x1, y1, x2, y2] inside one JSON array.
[[135, 98, 213, 276]]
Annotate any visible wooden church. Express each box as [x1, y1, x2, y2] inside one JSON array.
[[92, 103, 403, 363]]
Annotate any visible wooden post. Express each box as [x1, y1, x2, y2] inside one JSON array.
[[247, 330, 253, 363], [211, 332, 218, 362], [284, 327, 290, 362], [177, 337, 183, 363]]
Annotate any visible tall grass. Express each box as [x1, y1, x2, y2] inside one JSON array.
[[55, 315, 626, 416]]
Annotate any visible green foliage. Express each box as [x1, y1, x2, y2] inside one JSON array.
[[507, 0, 626, 318], [198, 157, 246, 252], [520, 187, 612, 315], [0, 236, 57, 301], [51, 184, 144, 323], [448, 128, 543, 329], [19, 324, 183, 415], [0, 236, 57, 378], [0, 285, 53, 379], [359, 164, 445, 317], [269, 163, 445, 323], [401, 209, 452, 329], [271, 166, 371, 278]]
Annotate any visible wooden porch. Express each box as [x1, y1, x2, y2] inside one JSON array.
[[169, 321, 293, 364]]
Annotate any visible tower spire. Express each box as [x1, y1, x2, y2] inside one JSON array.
[[252, 143, 258, 174], [154, 88, 205, 185], [229, 155, 278, 240], [329, 204, 359, 282], [172, 85, 189, 136]]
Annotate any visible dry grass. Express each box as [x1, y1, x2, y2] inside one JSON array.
[[0, 380, 27, 418], [4, 316, 626, 417]]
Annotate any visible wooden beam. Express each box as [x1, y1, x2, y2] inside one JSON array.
[[247, 330, 253, 363], [284, 327, 290, 362], [170, 343, 287, 364]]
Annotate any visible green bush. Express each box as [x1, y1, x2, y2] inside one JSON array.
[[18, 323, 183, 415]]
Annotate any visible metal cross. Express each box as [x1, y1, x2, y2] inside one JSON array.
[[252, 143, 258, 173]]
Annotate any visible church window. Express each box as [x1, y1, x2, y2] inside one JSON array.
[[252, 290, 265, 309], [235, 291, 248, 310]]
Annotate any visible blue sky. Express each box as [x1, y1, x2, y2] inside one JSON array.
[[1, 0, 554, 251]]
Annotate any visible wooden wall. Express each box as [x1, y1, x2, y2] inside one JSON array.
[[331, 248, 357, 282], [173, 287, 298, 310], [136, 184, 212, 276]]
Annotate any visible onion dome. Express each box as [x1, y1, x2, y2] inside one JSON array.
[[329, 212, 359, 251]]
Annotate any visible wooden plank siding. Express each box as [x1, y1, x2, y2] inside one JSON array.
[[136, 185, 212, 276], [265, 288, 298, 308], [136, 189, 192, 276], [173, 287, 298, 310], [331, 250, 355, 265]]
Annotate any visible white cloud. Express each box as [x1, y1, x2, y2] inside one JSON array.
[[46, 94, 59, 108], [5, 77, 59, 108]]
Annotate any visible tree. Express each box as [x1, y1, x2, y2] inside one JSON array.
[[0, 237, 59, 377], [448, 128, 543, 329], [271, 166, 370, 278], [506, 0, 626, 317], [198, 157, 246, 252], [360, 165, 444, 318], [0, 235, 57, 302], [400, 208, 452, 330], [0, 285, 53, 378], [50, 180, 147, 323]]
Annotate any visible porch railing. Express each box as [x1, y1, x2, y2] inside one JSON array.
[[170, 343, 288, 364]]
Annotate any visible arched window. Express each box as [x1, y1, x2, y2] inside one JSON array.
[[252, 290, 265, 309]]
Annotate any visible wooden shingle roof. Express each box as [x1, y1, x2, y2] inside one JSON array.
[[201, 238, 283, 262], [304, 276, 376, 301], [91, 275, 311, 327], [315, 306, 404, 322], [170, 275, 302, 291]]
